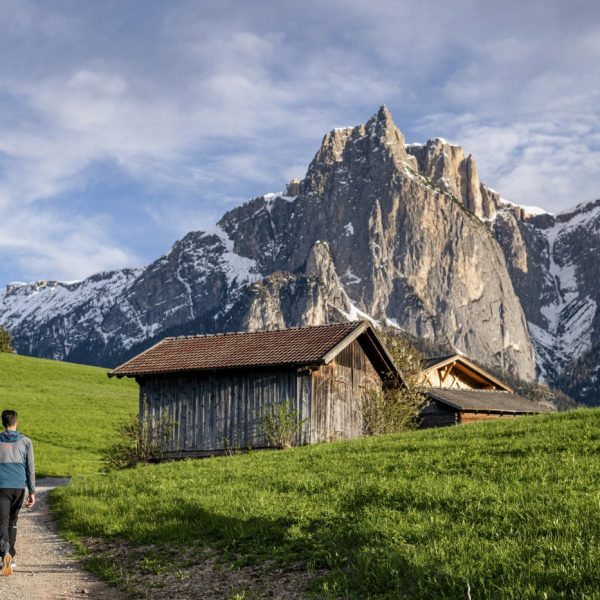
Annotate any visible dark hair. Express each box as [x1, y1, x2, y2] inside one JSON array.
[[2, 410, 18, 428]]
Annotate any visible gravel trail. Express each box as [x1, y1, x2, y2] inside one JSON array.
[[0, 478, 125, 600]]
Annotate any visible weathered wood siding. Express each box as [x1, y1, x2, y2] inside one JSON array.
[[140, 367, 312, 455], [310, 340, 381, 443], [419, 404, 529, 428], [419, 400, 459, 428], [139, 339, 386, 454], [419, 364, 499, 390], [459, 412, 520, 424]]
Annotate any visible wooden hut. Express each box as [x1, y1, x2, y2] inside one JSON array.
[[418, 354, 551, 427], [418, 354, 514, 391], [109, 321, 400, 456]]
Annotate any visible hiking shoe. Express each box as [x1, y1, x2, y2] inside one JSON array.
[[2, 553, 12, 576]]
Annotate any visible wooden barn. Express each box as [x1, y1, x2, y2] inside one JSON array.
[[418, 354, 551, 427], [109, 321, 400, 456]]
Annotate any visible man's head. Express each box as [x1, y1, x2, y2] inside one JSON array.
[[2, 410, 18, 430]]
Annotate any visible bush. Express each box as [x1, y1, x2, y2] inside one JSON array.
[[102, 411, 177, 470], [259, 401, 306, 449], [363, 385, 425, 435]]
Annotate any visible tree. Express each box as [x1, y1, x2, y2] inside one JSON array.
[[0, 327, 15, 353], [363, 328, 427, 435]]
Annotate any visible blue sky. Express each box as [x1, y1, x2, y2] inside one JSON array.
[[0, 0, 599, 287]]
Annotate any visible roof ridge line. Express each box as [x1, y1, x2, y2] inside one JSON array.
[[166, 320, 365, 340]]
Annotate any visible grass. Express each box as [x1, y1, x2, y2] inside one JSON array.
[[0, 352, 138, 477], [52, 409, 600, 598]]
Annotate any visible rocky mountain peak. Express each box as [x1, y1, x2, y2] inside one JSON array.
[[406, 138, 487, 219], [11, 106, 597, 394], [556, 198, 600, 225], [301, 105, 414, 197], [365, 104, 406, 145]]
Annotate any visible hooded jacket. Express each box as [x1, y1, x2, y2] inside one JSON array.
[[0, 430, 35, 493]]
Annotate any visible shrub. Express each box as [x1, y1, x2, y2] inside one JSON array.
[[259, 400, 306, 449], [102, 410, 177, 470], [363, 385, 425, 435]]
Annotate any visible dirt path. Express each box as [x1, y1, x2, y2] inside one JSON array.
[[0, 478, 125, 600]]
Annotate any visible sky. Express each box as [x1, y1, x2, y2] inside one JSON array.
[[0, 0, 599, 287]]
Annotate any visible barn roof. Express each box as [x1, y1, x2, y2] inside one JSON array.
[[421, 355, 456, 369], [109, 321, 401, 381], [420, 354, 513, 392], [425, 388, 552, 414]]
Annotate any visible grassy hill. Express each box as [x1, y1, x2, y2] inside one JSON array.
[[0, 352, 138, 477], [52, 409, 600, 599], [3, 352, 598, 596]]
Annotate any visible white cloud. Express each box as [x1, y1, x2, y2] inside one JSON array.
[[0, 209, 140, 282], [0, 0, 598, 284]]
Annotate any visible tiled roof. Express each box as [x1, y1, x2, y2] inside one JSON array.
[[425, 388, 552, 414], [110, 321, 371, 377]]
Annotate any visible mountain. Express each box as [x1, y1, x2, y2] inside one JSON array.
[[493, 199, 600, 403], [1, 106, 598, 402]]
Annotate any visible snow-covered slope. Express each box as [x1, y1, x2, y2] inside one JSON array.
[[536, 203, 599, 373], [490, 198, 600, 401], [1, 271, 141, 359], [0, 229, 263, 364]]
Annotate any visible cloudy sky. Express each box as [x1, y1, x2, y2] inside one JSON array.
[[0, 0, 598, 287]]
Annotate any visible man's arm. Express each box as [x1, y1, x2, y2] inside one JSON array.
[[25, 440, 36, 507]]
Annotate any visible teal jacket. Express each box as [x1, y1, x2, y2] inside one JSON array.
[[0, 430, 36, 493]]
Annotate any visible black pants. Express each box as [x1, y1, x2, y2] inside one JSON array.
[[0, 488, 25, 557]]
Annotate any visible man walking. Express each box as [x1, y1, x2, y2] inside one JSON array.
[[0, 409, 35, 576]]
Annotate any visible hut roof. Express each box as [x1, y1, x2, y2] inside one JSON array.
[[109, 321, 400, 381], [425, 388, 552, 414], [421, 355, 456, 369], [420, 354, 513, 392]]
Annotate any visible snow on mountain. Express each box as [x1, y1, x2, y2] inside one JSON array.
[[532, 201, 600, 377], [499, 198, 553, 217]]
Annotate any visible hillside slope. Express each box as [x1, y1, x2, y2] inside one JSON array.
[[0, 353, 138, 476], [54, 409, 600, 599]]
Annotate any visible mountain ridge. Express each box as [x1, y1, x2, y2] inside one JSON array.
[[1, 106, 598, 402]]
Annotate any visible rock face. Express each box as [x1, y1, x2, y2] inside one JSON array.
[[6, 105, 595, 393], [217, 107, 535, 380], [492, 200, 600, 404]]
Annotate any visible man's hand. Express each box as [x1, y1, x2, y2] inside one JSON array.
[[25, 493, 35, 508]]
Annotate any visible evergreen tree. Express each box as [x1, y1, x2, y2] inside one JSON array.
[[0, 327, 15, 353]]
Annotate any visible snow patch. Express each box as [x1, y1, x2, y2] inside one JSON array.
[[213, 226, 261, 287], [340, 268, 361, 285], [262, 192, 296, 204], [338, 301, 379, 327], [499, 198, 553, 217], [385, 317, 404, 330], [344, 222, 354, 236]]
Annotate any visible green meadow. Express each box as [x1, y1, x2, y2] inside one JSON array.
[[2, 352, 598, 597], [0, 352, 138, 477], [52, 408, 600, 599]]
